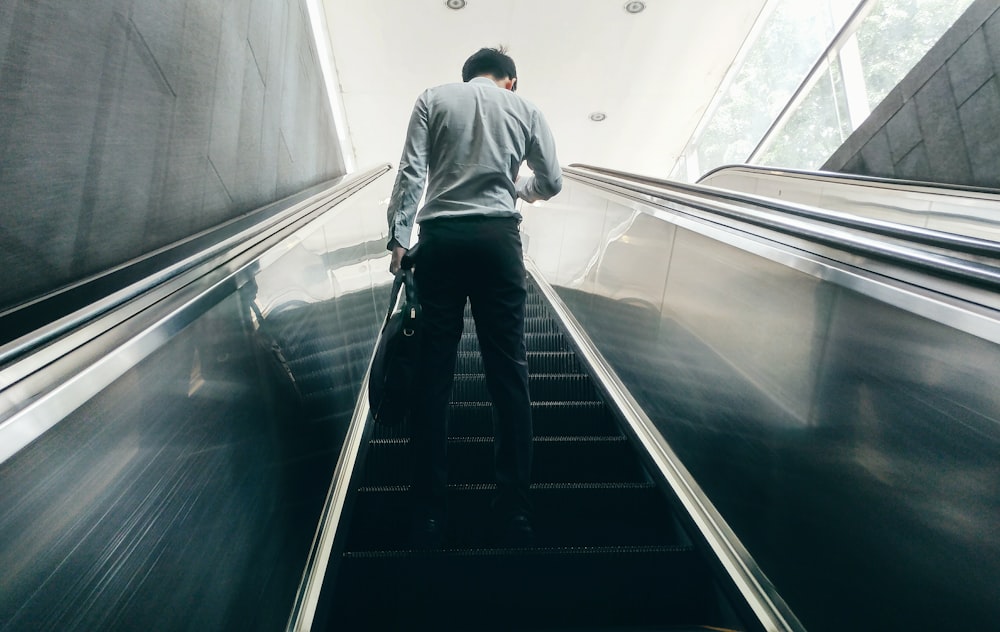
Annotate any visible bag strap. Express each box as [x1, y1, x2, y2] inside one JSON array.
[[381, 273, 405, 332], [380, 249, 420, 331]]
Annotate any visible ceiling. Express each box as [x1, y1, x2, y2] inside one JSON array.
[[320, 0, 769, 178]]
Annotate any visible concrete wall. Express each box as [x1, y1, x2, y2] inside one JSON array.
[[823, 0, 1000, 189], [0, 0, 345, 312]]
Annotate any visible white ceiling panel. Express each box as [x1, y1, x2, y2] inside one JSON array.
[[322, 0, 768, 177]]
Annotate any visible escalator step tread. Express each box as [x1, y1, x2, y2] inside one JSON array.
[[343, 542, 692, 559], [454, 351, 581, 374], [462, 316, 556, 326], [459, 333, 568, 352], [369, 434, 625, 445], [359, 481, 655, 491], [326, 278, 728, 631], [451, 374, 598, 402], [332, 546, 715, 631], [371, 401, 619, 439], [361, 436, 641, 486], [343, 483, 678, 551]]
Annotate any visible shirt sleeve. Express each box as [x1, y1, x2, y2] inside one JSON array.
[[515, 108, 562, 203], [386, 94, 430, 250]]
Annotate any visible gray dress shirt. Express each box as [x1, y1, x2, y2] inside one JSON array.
[[386, 76, 562, 249]]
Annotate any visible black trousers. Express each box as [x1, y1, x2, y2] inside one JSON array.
[[411, 216, 533, 518]]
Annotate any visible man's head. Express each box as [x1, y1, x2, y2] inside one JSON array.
[[462, 46, 517, 91]]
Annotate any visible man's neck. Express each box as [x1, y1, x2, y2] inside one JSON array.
[[475, 74, 514, 91]]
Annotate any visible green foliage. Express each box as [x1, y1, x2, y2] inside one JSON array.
[[856, 0, 972, 108], [685, 0, 974, 177]]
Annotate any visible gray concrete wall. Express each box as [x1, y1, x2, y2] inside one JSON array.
[[0, 0, 345, 312], [823, 0, 1000, 189]]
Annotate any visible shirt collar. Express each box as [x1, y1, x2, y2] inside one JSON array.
[[469, 76, 499, 87]]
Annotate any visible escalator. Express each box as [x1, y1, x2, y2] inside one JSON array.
[[4, 162, 1000, 632], [324, 283, 741, 630]]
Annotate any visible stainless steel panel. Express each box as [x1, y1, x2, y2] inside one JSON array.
[[663, 229, 831, 425], [522, 176, 1000, 631], [0, 171, 396, 631]]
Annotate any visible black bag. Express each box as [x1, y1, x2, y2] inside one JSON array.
[[368, 262, 421, 425]]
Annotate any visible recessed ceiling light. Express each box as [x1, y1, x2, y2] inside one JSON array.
[[446, 0, 467, 9], [624, 1, 646, 14], [589, 112, 607, 122]]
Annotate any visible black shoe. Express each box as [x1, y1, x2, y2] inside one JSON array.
[[502, 511, 535, 548], [411, 516, 445, 550]]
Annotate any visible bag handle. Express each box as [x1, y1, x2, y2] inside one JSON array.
[[380, 248, 420, 331]]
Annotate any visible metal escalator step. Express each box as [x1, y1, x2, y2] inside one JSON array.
[[331, 544, 714, 631], [458, 332, 567, 352], [451, 374, 598, 402], [454, 351, 580, 374], [343, 483, 679, 551], [462, 315, 560, 334], [343, 542, 690, 559], [362, 435, 642, 486], [459, 297, 548, 311], [446, 401, 615, 436]]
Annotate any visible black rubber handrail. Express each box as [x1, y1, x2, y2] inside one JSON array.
[[568, 164, 1000, 260], [0, 165, 391, 368], [699, 163, 1000, 197], [564, 165, 1000, 294]]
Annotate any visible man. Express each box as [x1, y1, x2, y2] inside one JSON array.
[[385, 47, 562, 547]]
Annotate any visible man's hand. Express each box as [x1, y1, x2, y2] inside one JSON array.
[[389, 245, 408, 275]]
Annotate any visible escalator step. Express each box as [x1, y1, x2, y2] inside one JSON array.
[[332, 544, 712, 631], [454, 351, 580, 374], [451, 374, 598, 402], [446, 401, 615, 436], [459, 332, 568, 353], [326, 279, 728, 631], [463, 315, 561, 334], [362, 435, 642, 486], [343, 483, 679, 551]]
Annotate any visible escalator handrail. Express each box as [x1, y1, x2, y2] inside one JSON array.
[[568, 164, 1000, 261], [564, 166, 1000, 294], [698, 163, 1000, 198], [0, 165, 390, 369], [0, 164, 391, 465]]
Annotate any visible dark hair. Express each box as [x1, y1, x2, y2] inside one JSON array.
[[461, 46, 517, 90]]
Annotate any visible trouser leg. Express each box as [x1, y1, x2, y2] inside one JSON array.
[[469, 223, 533, 516], [410, 244, 466, 517]]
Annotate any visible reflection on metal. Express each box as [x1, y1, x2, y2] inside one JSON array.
[[0, 165, 392, 465], [561, 167, 1000, 319], [700, 163, 1000, 244], [526, 258, 804, 632], [1, 178, 359, 367], [187, 349, 205, 397], [572, 164, 1000, 260]]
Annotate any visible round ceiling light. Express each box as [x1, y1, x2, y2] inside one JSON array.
[[589, 112, 607, 122], [446, 0, 467, 9], [624, 1, 646, 14]]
